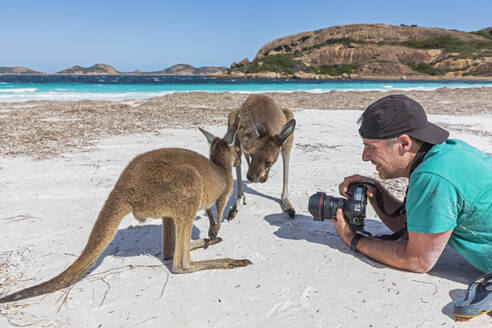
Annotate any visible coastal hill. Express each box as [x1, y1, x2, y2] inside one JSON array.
[[149, 64, 226, 75], [53, 63, 226, 76], [0, 66, 45, 75], [0, 64, 226, 76], [55, 64, 120, 75], [227, 23, 492, 79]]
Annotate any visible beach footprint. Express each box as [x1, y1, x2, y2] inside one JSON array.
[[267, 286, 316, 316]]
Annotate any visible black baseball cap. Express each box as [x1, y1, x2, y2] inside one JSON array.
[[358, 94, 449, 144]]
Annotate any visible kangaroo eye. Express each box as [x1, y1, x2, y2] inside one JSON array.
[[265, 161, 273, 167]]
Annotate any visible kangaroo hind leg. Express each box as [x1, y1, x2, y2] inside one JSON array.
[[162, 216, 175, 260], [163, 216, 221, 260], [172, 218, 250, 274]]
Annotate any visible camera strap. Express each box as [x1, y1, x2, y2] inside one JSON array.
[[362, 143, 433, 241]]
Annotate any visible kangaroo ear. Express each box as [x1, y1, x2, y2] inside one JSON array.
[[199, 127, 216, 144], [277, 119, 296, 145], [251, 115, 267, 138], [223, 124, 237, 146]]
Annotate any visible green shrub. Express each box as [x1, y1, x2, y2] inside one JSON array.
[[399, 36, 492, 57], [311, 64, 358, 75], [408, 63, 444, 75], [243, 54, 295, 74], [464, 67, 492, 76], [471, 30, 492, 40]]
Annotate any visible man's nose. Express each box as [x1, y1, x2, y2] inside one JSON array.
[[362, 148, 370, 162]]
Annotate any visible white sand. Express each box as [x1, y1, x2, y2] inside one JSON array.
[[0, 109, 491, 327]]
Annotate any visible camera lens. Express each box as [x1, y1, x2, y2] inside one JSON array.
[[308, 192, 325, 220], [308, 192, 344, 220]]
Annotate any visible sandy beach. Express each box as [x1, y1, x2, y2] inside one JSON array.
[[1, 87, 491, 160], [0, 88, 491, 327]]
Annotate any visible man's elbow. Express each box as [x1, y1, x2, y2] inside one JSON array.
[[407, 258, 434, 273], [410, 266, 432, 274]]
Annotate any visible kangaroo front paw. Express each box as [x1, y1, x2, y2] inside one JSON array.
[[285, 208, 296, 218], [208, 225, 219, 240], [203, 237, 223, 249], [281, 197, 296, 218], [227, 205, 238, 221]]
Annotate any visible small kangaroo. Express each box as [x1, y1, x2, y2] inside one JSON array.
[[0, 126, 250, 304], [227, 94, 296, 220]]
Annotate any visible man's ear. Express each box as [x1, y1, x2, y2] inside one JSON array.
[[398, 134, 413, 153]]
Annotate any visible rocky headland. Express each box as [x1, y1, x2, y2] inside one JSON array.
[[225, 23, 492, 79]]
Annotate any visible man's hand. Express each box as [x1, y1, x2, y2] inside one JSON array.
[[331, 208, 355, 246], [339, 174, 377, 199]]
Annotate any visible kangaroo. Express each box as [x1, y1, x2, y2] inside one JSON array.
[[226, 94, 296, 220], [0, 126, 250, 304]]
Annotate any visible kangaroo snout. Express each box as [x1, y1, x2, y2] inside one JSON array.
[[246, 171, 258, 182], [247, 168, 269, 183]]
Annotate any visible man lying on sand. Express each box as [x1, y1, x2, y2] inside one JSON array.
[[331, 95, 492, 319]]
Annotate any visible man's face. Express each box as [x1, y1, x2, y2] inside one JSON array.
[[362, 138, 403, 179]]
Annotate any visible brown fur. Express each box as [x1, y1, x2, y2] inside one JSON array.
[[226, 94, 296, 219], [0, 127, 250, 304]]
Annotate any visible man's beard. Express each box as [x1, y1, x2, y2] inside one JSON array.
[[375, 163, 399, 179]]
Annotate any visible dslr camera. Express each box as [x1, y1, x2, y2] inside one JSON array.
[[308, 183, 367, 232]]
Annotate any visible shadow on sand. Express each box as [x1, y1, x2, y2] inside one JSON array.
[[263, 211, 485, 319], [225, 179, 284, 214], [86, 216, 207, 274], [264, 212, 388, 269], [263, 212, 483, 280]]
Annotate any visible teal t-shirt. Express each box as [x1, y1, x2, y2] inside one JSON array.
[[406, 139, 492, 273]]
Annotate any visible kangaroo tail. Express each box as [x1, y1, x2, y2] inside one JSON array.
[[0, 192, 131, 303]]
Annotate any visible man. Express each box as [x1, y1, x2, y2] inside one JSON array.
[[331, 94, 492, 318]]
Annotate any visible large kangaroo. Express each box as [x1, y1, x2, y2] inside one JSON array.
[[0, 126, 250, 304], [227, 94, 296, 220]]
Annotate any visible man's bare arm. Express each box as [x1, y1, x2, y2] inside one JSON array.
[[356, 230, 453, 273], [332, 208, 453, 273]]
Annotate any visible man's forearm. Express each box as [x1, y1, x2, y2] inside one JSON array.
[[355, 237, 426, 273]]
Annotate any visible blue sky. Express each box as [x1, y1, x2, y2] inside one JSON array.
[[1, 0, 491, 73]]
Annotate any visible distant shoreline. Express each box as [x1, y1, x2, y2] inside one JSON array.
[[1, 73, 492, 81], [1, 76, 492, 103]]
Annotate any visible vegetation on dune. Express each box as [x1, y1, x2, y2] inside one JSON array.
[[309, 64, 358, 75], [398, 36, 492, 58], [238, 54, 359, 76], [242, 54, 297, 74], [464, 66, 492, 76], [408, 63, 445, 75], [471, 30, 492, 40]]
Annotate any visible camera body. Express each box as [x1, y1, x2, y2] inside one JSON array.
[[308, 183, 367, 232]]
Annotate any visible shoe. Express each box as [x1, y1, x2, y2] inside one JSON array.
[[453, 272, 492, 320]]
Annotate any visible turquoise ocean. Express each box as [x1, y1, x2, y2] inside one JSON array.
[[0, 75, 491, 102]]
